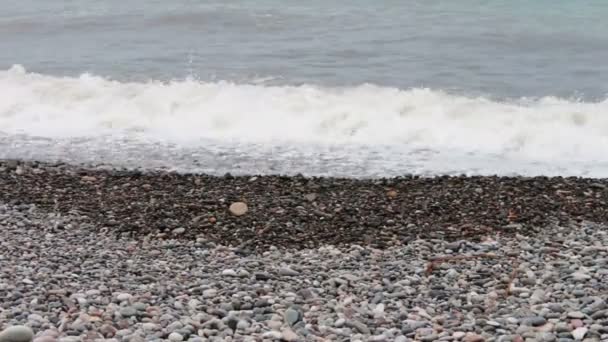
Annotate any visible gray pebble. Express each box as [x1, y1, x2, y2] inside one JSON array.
[[0, 326, 34, 342]]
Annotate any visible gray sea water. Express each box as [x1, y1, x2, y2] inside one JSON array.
[[1, 1, 608, 177]]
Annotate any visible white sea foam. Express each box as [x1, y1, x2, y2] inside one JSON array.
[[1, 65, 607, 166]]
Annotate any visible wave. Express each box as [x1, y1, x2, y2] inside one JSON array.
[[1, 65, 607, 163]]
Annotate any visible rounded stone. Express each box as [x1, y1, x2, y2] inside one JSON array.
[[282, 328, 299, 342], [522, 316, 546, 327], [32, 337, 57, 342], [116, 293, 132, 302], [0, 325, 35, 342], [284, 308, 301, 326], [229, 202, 248, 216], [119, 307, 137, 317], [168, 332, 184, 342], [172, 227, 186, 235], [222, 269, 238, 277]]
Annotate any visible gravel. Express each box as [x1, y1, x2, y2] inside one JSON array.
[[2, 160, 608, 250], [1, 199, 608, 341]]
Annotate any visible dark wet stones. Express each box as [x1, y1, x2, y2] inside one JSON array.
[[2, 160, 608, 250]]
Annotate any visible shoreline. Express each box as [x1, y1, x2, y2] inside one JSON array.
[[2, 159, 608, 341], [2, 159, 607, 250]]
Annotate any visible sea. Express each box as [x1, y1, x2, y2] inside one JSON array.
[[1, 1, 607, 177]]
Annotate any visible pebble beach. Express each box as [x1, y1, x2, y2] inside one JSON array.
[[1, 160, 608, 341]]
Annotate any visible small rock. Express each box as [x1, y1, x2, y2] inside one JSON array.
[[420, 333, 438, 342], [445, 241, 462, 251], [304, 193, 317, 202], [222, 269, 238, 277], [554, 323, 570, 333], [548, 304, 564, 312], [229, 202, 248, 216], [167, 321, 184, 332], [168, 332, 183, 342], [537, 332, 556, 342], [172, 227, 185, 235], [203, 289, 217, 298], [463, 332, 485, 342], [571, 319, 584, 328], [142, 323, 159, 331], [255, 272, 271, 281], [347, 320, 370, 335], [262, 331, 282, 339], [32, 337, 56, 342], [571, 272, 591, 281], [119, 307, 137, 317], [522, 316, 546, 327], [254, 298, 270, 308], [0, 326, 35, 342], [453, 332, 466, 339], [99, 324, 116, 338], [281, 328, 299, 341], [284, 308, 301, 326], [236, 320, 250, 330], [571, 327, 587, 340], [116, 293, 132, 302], [279, 267, 299, 276], [567, 311, 585, 319]]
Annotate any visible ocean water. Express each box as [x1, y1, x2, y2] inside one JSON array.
[[1, 1, 608, 177]]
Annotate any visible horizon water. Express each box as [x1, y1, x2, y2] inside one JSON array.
[[1, 1, 608, 177]]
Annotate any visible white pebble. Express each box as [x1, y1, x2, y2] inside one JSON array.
[[116, 293, 132, 302], [168, 332, 184, 342], [222, 269, 238, 277], [572, 327, 587, 340], [262, 331, 282, 339]]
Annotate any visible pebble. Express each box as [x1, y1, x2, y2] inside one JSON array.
[[32, 337, 56, 342], [523, 316, 547, 327], [567, 311, 585, 319], [284, 308, 301, 326], [203, 289, 217, 298], [571, 272, 591, 281], [347, 321, 370, 335], [262, 331, 282, 339], [571, 327, 587, 340], [116, 293, 132, 302], [229, 202, 248, 216], [0, 326, 35, 342], [172, 227, 185, 235], [167, 332, 184, 341], [278, 267, 299, 276], [463, 332, 485, 342], [281, 328, 299, 341], [119, 307, 137, 317], [221, 269, 238, 277]]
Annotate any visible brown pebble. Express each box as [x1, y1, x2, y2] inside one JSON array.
[[99, 323, 117, 338], [571, 319, 584, 328], [463, 332, 485, 342]]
